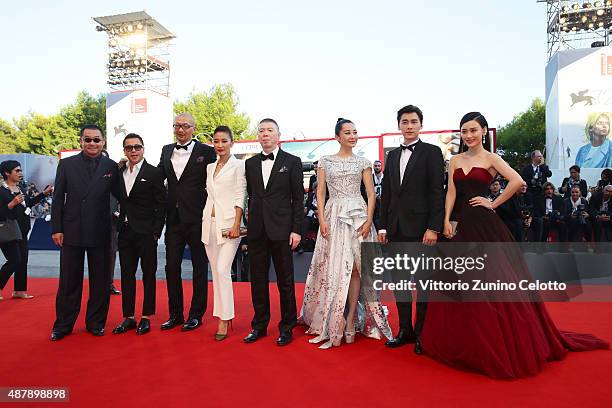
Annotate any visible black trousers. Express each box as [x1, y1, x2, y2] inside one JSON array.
[[388, 231, 428, 338], [567, 218, 593, 242], [164, 218, 208, 320], [53, 243, 111, 334], [0, 239, 25, 291], [118, 224, 157, 317], [249, 227, 297, 333]]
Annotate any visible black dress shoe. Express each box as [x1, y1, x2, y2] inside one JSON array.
[[160, 316, 185, 331], [110, 284, 121, 295], [243, 329, 267, 343], [87, 327, 105, 337], [276, 331, 293, 346], [136, 318, 151, 335], [50, 331, 65, 341], [112, 318, 137, 334], [385, 329, 416, 348], [181, 318, 202, 332], [414, 339, 423, 355]]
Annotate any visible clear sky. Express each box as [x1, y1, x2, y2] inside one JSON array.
[[0, 0, 547, 139]]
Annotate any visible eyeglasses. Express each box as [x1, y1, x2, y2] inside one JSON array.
[[123, 144, 143, 152], [173, 123, 194, 130], [83, 138, 103, 144]]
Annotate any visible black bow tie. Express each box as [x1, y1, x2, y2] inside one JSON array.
[[175, 141, 193, 150], [401, 143, 416, 152], [261, 152, 274, 161]]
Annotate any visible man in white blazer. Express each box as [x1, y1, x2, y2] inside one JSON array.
[[201, 126, 247, 340]]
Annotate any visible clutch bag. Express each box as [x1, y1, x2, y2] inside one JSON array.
[[221, 227, 248, 238]]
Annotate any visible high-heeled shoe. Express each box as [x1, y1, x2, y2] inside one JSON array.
[[344, 330, 356, 344], [215, 319, 233, 341], [12, 292, 33, 299], [318, 337, 342, 349], [309, 335, 329, 344]]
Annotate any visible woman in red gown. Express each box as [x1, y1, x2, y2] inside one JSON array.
[[420, 112, 609, 379]]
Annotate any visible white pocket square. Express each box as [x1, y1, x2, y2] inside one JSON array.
[[140, 178, 147, 182]]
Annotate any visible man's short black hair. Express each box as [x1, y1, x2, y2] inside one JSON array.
[[397, 105, 423, 125], [79, 124, 104, 138], [123, 133, 144, 146], [569, 165, 580, 173], [259, 118, 279, 129]]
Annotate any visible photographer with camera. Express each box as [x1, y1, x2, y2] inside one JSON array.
[[521, 150, 552, 199], [560, 165, 588, 199], [590, 184, 612, 242], [516, 183, 542, 242], [535, 182, 567, 242], [565, 186, 593, 242]]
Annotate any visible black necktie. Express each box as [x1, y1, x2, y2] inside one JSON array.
[[261, 152, 274, 161], [175, 140, 193, 150]]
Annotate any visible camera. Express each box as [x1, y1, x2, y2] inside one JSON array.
[[548, 210, 563, 223], [573, 204, 588, 226]]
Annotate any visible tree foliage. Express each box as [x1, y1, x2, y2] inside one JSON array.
[[496, 98, 546, 171], [0, 84, 256, 155], [174, 83, 256, 141]]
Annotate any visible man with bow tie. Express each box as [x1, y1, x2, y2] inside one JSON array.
[[157, 113, 216, 332], [243, 118, 304, 346], [378, 105, 445, 354], [112, 133, 166, 335]]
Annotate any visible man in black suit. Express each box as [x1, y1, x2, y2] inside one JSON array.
[[559, 165, 588, 199], [535, 182, 567, 242], [50, 125, 120, 340], [243, 118, 304, 346], [157, 113, 216, 332], [591, 185, 612, 242], [112, 134, 166, 335], [378, 105, 445, 354], [520, 150, 552, 198]]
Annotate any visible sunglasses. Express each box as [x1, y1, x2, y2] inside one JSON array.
[[83, 138, 103, 144], [123, 144, 143, 152]]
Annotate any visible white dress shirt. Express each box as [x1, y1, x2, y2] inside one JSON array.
[[399, 139, 420, 184], [171, 139, 194, 180], [545, 197, 553, 214], [261, 146, 279, 189], [123, 159, 144, 196]]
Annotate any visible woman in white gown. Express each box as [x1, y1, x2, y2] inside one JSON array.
[[299, 118, 392, 349]]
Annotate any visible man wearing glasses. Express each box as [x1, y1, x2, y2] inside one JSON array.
[[51, 124, 120, 341], [112, 133, 166, 335], [157, 113, 216, 332]]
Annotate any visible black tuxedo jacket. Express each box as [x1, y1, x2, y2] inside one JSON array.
[[560, 177, 588, 199], [534, 194, 567, 218], [118, 160, 167, 237], [245, 149, 304, 240], [51, 152, 119, 247], [380, 141, 445, 237], [157, 140, 216, 225]]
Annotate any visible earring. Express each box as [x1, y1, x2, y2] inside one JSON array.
[[482, 134, 486, 144]]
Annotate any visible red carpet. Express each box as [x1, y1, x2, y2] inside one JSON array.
[[0, 278, 611, 407]]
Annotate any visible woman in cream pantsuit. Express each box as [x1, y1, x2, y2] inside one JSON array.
[[202, 126, 247, 341]]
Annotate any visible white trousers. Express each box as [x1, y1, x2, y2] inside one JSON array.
[[204, 218, 240, 320]]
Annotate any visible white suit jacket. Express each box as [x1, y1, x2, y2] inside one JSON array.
[[202, 155, 247, 245]]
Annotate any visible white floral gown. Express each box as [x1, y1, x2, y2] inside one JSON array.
[[299, 154, 392, 345]]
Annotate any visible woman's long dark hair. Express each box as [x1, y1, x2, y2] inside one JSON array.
[[458, 112, 492, 153]]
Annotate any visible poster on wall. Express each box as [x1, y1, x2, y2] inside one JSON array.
[[546, 47, 612, 173], [106, 89, 173, 162], [280, 137, 380, 165]]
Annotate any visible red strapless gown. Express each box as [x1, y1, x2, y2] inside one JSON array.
[[420, 167, 609, 379]]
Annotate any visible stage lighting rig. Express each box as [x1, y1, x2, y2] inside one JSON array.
[[94, 11, 175, 95], [540, 0, 612, 60]]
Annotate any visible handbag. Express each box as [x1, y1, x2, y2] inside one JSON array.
[[0, 219, 23, 243]]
